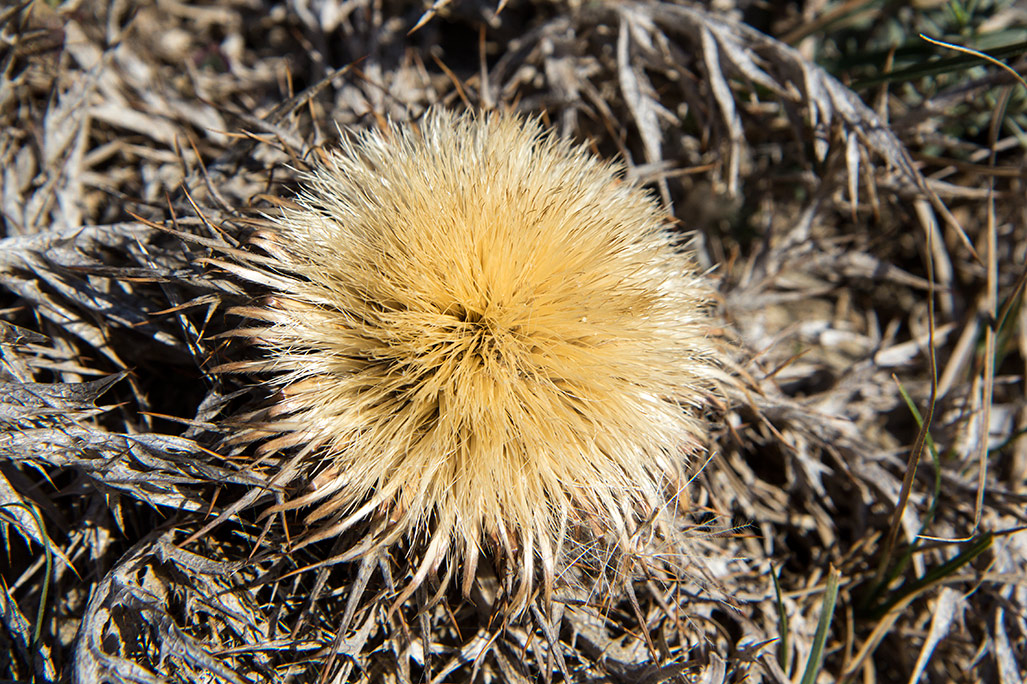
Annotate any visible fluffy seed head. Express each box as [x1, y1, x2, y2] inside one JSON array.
[[231, 109, 720, 603]]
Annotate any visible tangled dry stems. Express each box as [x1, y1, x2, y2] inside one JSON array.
[[0, 1, 1024, 683]]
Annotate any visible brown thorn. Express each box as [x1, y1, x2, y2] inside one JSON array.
[[431, 52, 472, 111]]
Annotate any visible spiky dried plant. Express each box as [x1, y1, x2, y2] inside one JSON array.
[[219, 108, 722, 609]]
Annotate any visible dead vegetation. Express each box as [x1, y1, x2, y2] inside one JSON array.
[[0, 0, 1025, 682]]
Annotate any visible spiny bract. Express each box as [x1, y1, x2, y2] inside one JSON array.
[[230, 108, 720, 606]]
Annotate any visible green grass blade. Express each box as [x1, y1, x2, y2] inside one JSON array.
[[771, 565, 791, 675], [799, 567, 840, 684], [851, 40, 1027, 89], [0, 503, 53, 647], [872, 533, 993, 619]]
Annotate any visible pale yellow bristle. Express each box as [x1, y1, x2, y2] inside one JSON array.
[[231, 108, 722, 608]]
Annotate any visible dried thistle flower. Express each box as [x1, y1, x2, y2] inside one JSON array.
[[223, 108, 722, 609]]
